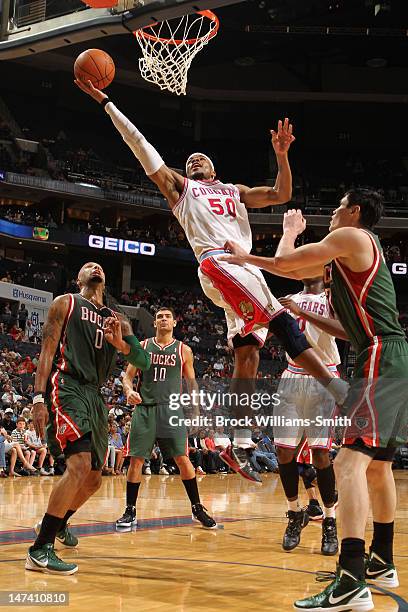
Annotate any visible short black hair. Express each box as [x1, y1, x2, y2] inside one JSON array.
[[345, 189, 383, 230], [155, 306, 176, 319]]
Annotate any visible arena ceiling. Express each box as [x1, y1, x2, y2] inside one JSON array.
[[4, 0, 408, 98]]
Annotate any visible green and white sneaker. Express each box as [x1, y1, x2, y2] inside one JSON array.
[[293, 565, 373, 611], [365, 550, 399, 588], [25, 544, 78, 575], [34, 521, 79, 548]]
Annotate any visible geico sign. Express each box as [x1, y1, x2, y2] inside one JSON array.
[[88, 235, 156, 256], [392, 263, 407, 275]]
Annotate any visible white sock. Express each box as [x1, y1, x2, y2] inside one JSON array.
[[288, 499, 301, 512], [324, 505, 336, 518]]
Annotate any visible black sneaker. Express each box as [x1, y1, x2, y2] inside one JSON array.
[[306, 499, 324, 521], [116, 505, 137, 529], [282, 509, 309, 551], [192, 504, 217, 529], [220, 445, 262, 483], [321, 517, 338, 556]]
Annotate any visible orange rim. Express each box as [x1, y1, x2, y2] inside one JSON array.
[[134, 10, 219, 46]]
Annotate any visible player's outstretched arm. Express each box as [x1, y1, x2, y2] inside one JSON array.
[[33, 294, 71, 438], [222, 228, 361, 274], [279, 297, 349, 341], [74, 79, 185, 207], [237, 118, 294, 209], [274, 210, 324, 279]]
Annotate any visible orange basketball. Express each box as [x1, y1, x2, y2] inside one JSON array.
[[74, 48, 115, 90]]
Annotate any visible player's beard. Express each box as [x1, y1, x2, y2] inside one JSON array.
[[190, 170, 206, 180]]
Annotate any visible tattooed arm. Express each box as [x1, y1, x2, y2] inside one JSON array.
[[32, 294, 70, 437]]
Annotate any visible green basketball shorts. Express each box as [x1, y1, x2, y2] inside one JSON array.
[[125, 404, 188, 459], [46, 371, 108, 470], [343, 337, 408, 449]]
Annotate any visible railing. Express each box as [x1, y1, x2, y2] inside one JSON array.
[[4, 172, 169, 210]]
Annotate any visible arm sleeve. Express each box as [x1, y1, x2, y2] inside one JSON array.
[[123, 335, 151, 371], [105, 102, 165, 176]]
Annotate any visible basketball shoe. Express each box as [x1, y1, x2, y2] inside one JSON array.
[[293, 565, 373, 611], [192, 504, 217, 529], [26, 544, 78, 575], [219, 445, 262, 483], [306, 499, 324, 521], [116, 505, 137, 529], [365, 550, 399, 588], [321, 517, 338, 556], [282, 509, 309, 551], [34, 521, 78, 548]]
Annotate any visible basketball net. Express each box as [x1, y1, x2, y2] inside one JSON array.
[[134, 11, 219, 96]]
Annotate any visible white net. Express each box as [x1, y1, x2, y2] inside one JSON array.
[[134, 11, 219, 96]]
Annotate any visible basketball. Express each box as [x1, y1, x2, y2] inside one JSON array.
[[74, 48, 115, 90]]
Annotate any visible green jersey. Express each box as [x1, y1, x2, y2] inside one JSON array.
[[52, 293, 117, 386], [136, 337, 183, 405], [325, 230, 405, 351]]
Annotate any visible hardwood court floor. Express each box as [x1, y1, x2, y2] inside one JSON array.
[[0, 471, 407, 611]]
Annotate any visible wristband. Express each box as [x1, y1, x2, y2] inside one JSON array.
[[33, 394, 45, 405], [101, 97, 111, 108]]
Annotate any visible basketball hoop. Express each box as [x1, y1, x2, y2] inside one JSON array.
[[134, 10, 219, 96]]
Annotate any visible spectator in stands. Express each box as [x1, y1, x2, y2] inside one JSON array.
[[9, 324, 24, 342], [108, 422, 124, 475], [4, 422, 37, 477], [188, 435, 206, 474], [0, 426, 8, 478], [11, 417, 36, 467], [203, 430, 223, 473], [1, 383, 22, 405], [0, 274, 12, 284], [24, 419, 49, 475], [1, 408, 16, 434], [18, 304, 28, 332]]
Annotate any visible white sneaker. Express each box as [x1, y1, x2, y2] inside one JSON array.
[[40, 468, 50, 476], [144, 466, 151, 475], [196, 467, 206, 475], [48, 468, 55, 475], [159, 467, 169, 475]]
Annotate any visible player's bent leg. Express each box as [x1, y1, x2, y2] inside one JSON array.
[[27, 449, 92, 575], [116, 456, 144, 529], [276, 445, 309, 551], [294, 448, 373, 611], [366, 457, 398, 588], [269, 312, 349, 405], [219, 339, 262, 483], [312, 448, 338, 556]]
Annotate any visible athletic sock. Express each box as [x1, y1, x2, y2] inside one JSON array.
[[32, 513, 63, 550], [316, 464, 336, 507], [371, 521, 394, 564], [324, 505, 336, 518], [59, 509, 76, 532], [339, 537, 365, 581], [126, 481, 140, 507], [278, 458, 299, 500], [288, 499, 301, 512], [182, 477, 200, 506]]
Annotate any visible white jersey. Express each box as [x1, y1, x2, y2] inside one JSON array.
[[287, 291, 341, 366], [172, 178, 252, 260]]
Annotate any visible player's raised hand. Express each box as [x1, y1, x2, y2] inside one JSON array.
[[31, 403, 49, 439], [271, 118, 295, 155], [220, 240, 249, 266], [126, 391, 142, 406], [283, 209, 306, 236], [103, 316, 124, 350], [279, 297, 301, 316], [74, 78, 108, 104]]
